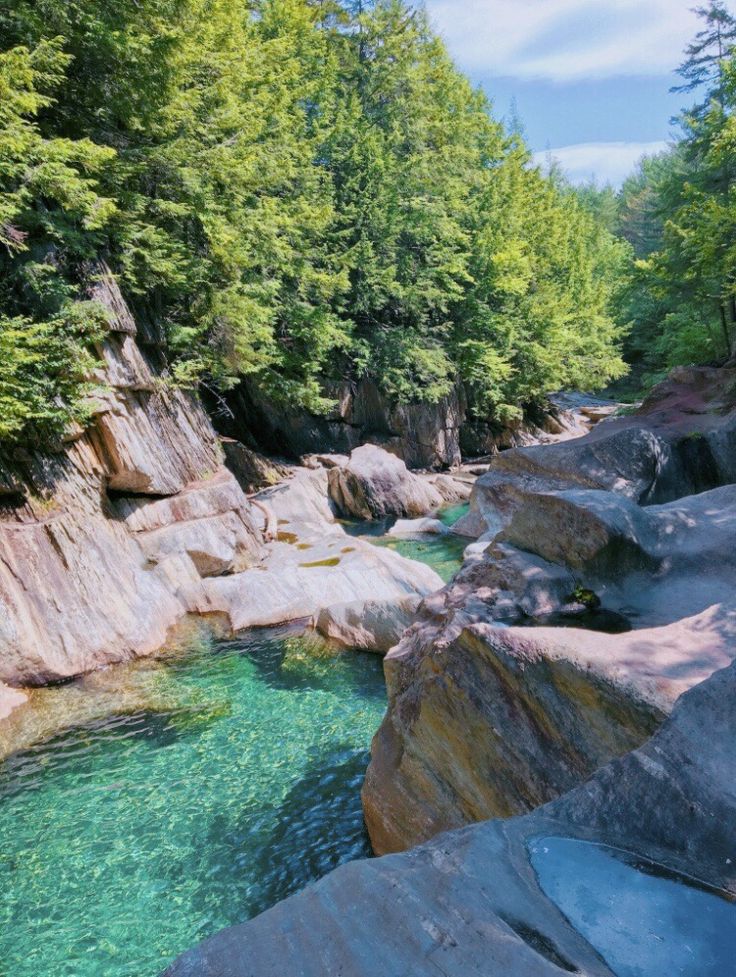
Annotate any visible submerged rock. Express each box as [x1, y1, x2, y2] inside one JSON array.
[[164, 659, 736, 977]]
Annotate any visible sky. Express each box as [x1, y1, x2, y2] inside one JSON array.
[[425, 0, 703, 185]]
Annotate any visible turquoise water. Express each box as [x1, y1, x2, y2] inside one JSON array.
[[530, 836, 736, 977], [0, 630, 386, 977], [344, 502, 470, 582]]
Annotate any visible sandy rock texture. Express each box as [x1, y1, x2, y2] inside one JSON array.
[[164, 659, 736, 977]]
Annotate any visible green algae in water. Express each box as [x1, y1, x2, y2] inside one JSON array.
[[0, 630, 386, 977]]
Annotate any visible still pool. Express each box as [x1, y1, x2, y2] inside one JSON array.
[[530, 836, 736, 977], [343, 502, 470, 582], [0, 630, 386, 977]]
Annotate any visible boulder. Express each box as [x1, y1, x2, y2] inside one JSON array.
[[455, 364, 736, 540], [328, 445, 444, 520], [221, 439, 288, 494], [362, 481, 736, 852], [164, 660, 736, 977], [363, 622, 666, 854], [314, 596, 422, 653], [388, 518, 449, 537]]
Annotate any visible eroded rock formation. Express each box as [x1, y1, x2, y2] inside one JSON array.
[[363, 366, 736, 853], [0, 268, 446, 700], [220, 378, 467, 470]]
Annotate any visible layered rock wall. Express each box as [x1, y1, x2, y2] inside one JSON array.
[[219, 377, 466, 470], [0, 265, 264, 686]]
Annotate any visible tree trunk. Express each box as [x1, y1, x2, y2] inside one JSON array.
[[720, 303, 731, 356]]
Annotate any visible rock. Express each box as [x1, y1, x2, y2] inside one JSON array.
[[388, 518, 449, 537], [164, 659, 736, 977], [363, 621, 666, 854], [221, 439, 288, 494], [0, 267, 450, 691], [88, 385, 221, 496], [328, 445, 444, 520], [0, 682, 27, 720], [428, 472, 473, 502], [220, 377, 465, 470], [117, 469, 262, 578], [192, 532, 443, 635], [301, 453, 350, 470], [458, 365, 736, 541], [362, 481, 736, 852], [314, 596, 422, 653]]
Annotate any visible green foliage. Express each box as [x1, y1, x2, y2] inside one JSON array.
[[612, 1, 736, 387], [0, 0, 629, 444]]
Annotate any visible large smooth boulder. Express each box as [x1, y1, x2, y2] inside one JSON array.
[[314, 596, 422, 653], [454, 364, 736, 540], [164, 660, 736, 977], [328, 445, 444, 520], [363, 482, 736, 853], [363, 621, 666, 854]]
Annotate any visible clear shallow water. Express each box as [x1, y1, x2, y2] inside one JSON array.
[[0, 630, 386, 977], [530, 836, 736, 977], [343, 502, 470, 582]]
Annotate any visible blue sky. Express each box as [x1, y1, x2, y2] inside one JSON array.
[[425, 0, 702, 185]]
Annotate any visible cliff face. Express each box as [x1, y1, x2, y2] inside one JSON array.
[[219, 377, 467, 470], [0, 266, 263, 688]]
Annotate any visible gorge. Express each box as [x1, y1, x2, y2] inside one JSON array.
[[2, 2, 736, 975]]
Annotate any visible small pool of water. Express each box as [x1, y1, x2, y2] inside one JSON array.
[[343, 503, 470, 582], [530, 836, 736, 977], [0, 629, 386, 977]]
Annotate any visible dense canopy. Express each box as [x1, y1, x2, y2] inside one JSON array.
[[3, 0, 705, 445]]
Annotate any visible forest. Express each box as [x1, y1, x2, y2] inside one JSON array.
[[0, 0, 734, 444]]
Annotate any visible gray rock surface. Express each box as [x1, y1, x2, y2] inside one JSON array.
[[363, 481, 736, 853], [223, 378, 466, 470], [455, 365, 736, 540], [164, 659, 736, 977], [328, 445, 445, 520]]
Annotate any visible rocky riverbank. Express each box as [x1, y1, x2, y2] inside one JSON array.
[[164, 361, 736, 977], [363, 363, 736, 853], [0, 268, 463, 713]]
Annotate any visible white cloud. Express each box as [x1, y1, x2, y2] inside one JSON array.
[[533, 141, 669, 185], [427, 0, 700, 80]]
